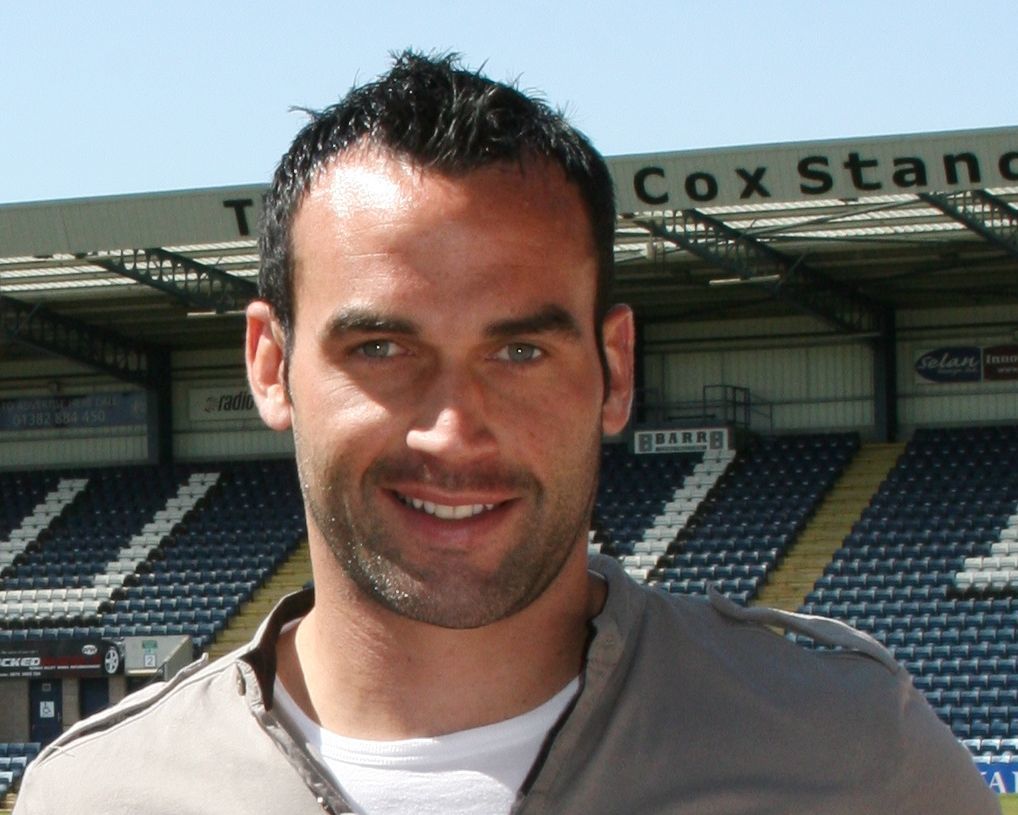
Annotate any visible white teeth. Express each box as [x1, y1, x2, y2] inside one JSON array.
[[400, 495, 495, 520]]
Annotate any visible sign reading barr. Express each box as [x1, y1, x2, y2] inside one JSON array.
[[634, 426, 731, 454], [610, 126, 1018, 212]]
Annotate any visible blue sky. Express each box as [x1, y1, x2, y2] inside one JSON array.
[[1, 0, 1014, 204]]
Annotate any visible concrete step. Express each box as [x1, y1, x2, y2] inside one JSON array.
[[754, 441, 905, 612], [207, 539, 312, 661]]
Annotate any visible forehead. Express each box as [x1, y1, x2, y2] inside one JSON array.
[[289, 149, 598, 312], [298, 147, 593, 238]]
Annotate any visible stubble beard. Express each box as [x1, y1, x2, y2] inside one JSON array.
[[295, 431, 602, 629]]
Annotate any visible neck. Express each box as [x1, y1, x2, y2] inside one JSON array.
[[275, 543, 604, 740]]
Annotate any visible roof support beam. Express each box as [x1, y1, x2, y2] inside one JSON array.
[[919, 190, 1018, 260], [92, 248, 257, 313], [0, 294, 155, 386], [634, 211, 885, 334]]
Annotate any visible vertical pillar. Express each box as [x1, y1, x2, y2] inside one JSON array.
[[872, 307, 898, 442], [61, 678, 80, 730], [145, 348, 173, 465], [108, 675, 128, 706]]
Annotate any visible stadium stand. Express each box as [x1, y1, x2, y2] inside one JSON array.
[[0, 743, 39, 802], [592, 432, 859, 606], [799, 424, 1018, 763], [589, 427, 1016, 768], [2, 427, 1015, 784], [591, 445, 709, 577], [0, 459, 305, 653]]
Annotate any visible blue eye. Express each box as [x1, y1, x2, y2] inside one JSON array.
[[497, 343, 543, 363], [358, 340, 402, 358]]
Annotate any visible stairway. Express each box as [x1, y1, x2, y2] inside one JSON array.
[[207, 539, 312, 661], [753, 442, 905, 612]]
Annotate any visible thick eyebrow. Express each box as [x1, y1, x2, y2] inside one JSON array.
[[321, 304, 582, 342], [484, 305, 583, 340], [323, 307, 420, 338]]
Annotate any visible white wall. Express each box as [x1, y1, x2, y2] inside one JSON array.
[[2, 302, 1015, 472], [643, 304, 1018, 437], [170, 348, 291, 460], [643, 315, 875, 433]]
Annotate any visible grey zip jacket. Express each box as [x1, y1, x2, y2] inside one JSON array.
[[14, 555, 999, 814]]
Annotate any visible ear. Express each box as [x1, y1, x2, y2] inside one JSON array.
[[600, 304, 635, 436], [245, 299, 293, 431]]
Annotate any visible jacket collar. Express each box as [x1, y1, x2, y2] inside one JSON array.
[[239, 587, 315, 709], [233, 555, 644, 713]]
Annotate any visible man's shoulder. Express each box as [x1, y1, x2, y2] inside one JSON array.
[[659, 579, 901, 671], [47, 650, 238, 748], [594, 553, 895, 675], [590, 554, 926, 755], [592, 553, 901, 675], [582, 557, 996, 812], [14, 652, 254, 812]]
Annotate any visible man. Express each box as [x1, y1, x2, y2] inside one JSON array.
[[15, 52, 998, 814]]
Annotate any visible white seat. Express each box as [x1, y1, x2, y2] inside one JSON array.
[[988, 571, 1012, 589]]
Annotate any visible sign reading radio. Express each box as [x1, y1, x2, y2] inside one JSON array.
[[612, 127, 1018, 211], [188, 385, 260, 423]]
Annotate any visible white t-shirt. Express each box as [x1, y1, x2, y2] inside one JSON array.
[[273, 672, 579, 815]]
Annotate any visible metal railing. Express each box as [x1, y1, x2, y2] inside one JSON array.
[[635, 384, 773, 432]]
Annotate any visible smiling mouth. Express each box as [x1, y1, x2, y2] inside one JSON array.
[[396, 493, 498, 521]]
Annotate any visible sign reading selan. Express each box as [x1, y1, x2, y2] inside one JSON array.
[[914, 344, 1018, 384], [611, 126, 1018, 212]]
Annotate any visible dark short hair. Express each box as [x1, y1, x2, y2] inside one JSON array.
[[258, 50, 616, 349]]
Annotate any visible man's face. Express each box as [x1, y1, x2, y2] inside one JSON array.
[[248, 149, 632, 629]]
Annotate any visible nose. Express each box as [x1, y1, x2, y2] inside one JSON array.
[[404, 367, 498, 461]]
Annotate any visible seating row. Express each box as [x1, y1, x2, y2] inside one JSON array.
[[1, 459, 306, 657]]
